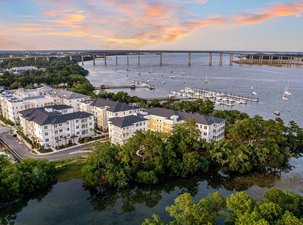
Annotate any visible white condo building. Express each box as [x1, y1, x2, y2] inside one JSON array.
[[108, 115, 148, 145], [51, 89, 90, 111], [80, 98, 142, 131], [18, 105, 94, 149], [0, 86, 54, 123]]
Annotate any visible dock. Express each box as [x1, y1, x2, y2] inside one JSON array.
[[95, 82, 155, 91]]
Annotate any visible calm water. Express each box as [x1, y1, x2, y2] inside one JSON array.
[[84, 54, 303, 126], [1, 157, 302, 225], [1, 54, 303, 225]]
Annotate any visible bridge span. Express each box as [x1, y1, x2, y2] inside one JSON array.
[[0, 50, 302, 67]]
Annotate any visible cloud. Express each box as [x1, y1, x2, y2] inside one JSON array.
[[2, 0, 303, 49], [234, 2, 303, 25]]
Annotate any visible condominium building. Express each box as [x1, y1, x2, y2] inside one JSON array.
[[51, 89, 90, 111], [18, 105, 94, 149], [0, 86, 54, 123], [145, 108, 225, 142], [81, 98, 142, 131], [108, 115, 148, 145]]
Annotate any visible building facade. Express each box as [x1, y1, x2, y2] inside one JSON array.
[[81, 98, 142, 131], [51, 89, 90, 111], [108, 115, 148, 145], [0, 86, 54, 123], [18, 105, 94, 149], [145, 108, 225, 142]]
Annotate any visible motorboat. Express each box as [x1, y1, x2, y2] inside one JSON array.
[[162, 81, 165, 84], [274, 111, 280, 116], [252, 91, 257, 96], [284, 87, 292, 96], [282, 95, 288, 101]]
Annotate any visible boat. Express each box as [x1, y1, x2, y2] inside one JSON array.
[[251, 91, 257, 96], [251, 86, 254, 90], [204, 75, 208, 84], [284, 87, 292, 96], [274, 111, 280, 116], [181, 72, 185, 76], [146, 80, 150, 83], [282, 95, 288, 101], [162, 81, 165, 84], [170, 75, 176, 79]]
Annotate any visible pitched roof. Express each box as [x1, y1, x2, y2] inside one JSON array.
[[146, 108, 225, 125], [44, 104, 72, 110], [52, 89, 88, 100], [109, 115, 147, 128], [19, 107, 93, 125], [91, 98, 139, 113]]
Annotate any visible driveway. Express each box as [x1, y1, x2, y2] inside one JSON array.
[[0, 128, 103, 161]]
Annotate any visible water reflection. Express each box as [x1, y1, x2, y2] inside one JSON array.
[[1, 157, 302, 225]]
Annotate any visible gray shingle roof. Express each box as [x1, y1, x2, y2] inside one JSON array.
[[44, 104, 72, 110], [91, 98, 139, 113], [109, 115, 147, 128], [52, 89, 88, 100], [19, 107, 93, 125], [146, 108, 225, 125]]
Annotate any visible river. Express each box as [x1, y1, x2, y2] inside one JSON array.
[[1, 54, 303, 225], [84, 53, 303, 126], [1, 156, 302, 225]]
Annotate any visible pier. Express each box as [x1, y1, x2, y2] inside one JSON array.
[[95, 82, 155, 91]]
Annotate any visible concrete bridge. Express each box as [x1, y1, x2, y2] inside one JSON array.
[[0, 50, 303, 67]]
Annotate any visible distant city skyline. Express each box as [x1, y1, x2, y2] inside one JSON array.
[[0, 0, 303, 51]]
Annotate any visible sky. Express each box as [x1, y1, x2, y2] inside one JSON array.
[[0, 0, 303, 51]]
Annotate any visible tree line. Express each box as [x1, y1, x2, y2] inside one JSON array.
[[0, 157, 57, 204], [142, 188, 303, 225], [82, 115, 303, 188]]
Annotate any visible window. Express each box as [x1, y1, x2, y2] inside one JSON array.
[[67, 128, 70, 131], [45, 132, 48, 136], [203, 132, 207, 136], [44, 126, 48, 129], [204, 126, 207, 129], [45, 138, 49, 142]]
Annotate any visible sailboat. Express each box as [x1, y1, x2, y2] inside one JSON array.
[[282, 95, 288, 101], [204, 75, 208, 84], [284, 88, 292, 96]]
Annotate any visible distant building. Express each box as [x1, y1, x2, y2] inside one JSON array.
[[10, 66, 38, 75], [0, 86, 54, 123], [0, 68, 5, 75], [19, 105, 94, 149], [51, 89, 90, 111], [144, 108, 225, 142], [80, 98, 142, 131], [108, 115, 148, 145]]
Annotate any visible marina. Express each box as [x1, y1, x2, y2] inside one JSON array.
[[170, 87, 259, 107]]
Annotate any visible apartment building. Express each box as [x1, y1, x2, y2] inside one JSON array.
[[81, 98, 142, 131], [108, 115, 148, 145], [51, 89, 90, 111], [18, 104, 94, 149], [145, 108, 225, 142], [0, 86, 54, 123]]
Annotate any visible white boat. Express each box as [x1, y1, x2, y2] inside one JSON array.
[[162, 81, 165, 84], [170, 75, 176, 79], [181, 72, 185, 76], [252, 91, 257, 96], [284, 87, 292, 96], [282, 95, 288, 101], [204, 75, 208, 84], [251, 86, 254, 90], [274, 111, 280, 116]]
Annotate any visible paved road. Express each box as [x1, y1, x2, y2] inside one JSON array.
[[0, 128, 99, 161]]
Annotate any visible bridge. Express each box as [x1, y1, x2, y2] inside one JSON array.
[[0, 50, 303, 67]]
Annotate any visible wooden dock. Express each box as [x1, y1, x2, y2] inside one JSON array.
[[95, 83, 155, 90]]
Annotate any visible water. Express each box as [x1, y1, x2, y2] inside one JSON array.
[[1, 54, 302, 224], [1, 157, 302, 225], [84, 53, 303, 126]]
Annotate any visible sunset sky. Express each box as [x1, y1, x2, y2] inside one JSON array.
[[1, 0, 303, 51]]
